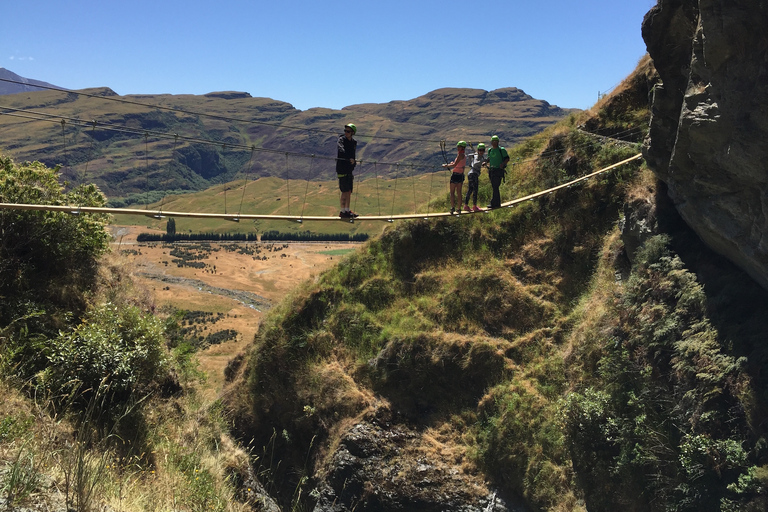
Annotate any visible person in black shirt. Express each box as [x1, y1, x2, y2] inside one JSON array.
[[337, 123, 358, 218]]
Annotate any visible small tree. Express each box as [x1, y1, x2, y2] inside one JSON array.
[[0, 154, 111, 324], [166, 217, 176, 237]]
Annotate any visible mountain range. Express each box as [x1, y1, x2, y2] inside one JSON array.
[[0, 67, 60, 95], [0, 69, 575, 204]]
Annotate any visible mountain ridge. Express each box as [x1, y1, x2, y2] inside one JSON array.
[[0, 70, 576, 203]]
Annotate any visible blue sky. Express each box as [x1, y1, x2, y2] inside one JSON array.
[[2, 0, 656, 111]]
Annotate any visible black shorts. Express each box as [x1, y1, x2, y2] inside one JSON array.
[[338, 174, 354, 193], [450, 172, 465, 184]]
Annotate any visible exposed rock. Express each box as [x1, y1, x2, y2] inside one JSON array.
[[311, 407, 525, 512], [204, 91, 253, 99], [642, 0, 768, 289]]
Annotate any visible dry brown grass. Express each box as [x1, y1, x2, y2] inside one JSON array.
[[109, 224, 356, 398]]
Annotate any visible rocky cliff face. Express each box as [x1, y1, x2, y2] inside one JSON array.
[[642, 0, 768, 288]]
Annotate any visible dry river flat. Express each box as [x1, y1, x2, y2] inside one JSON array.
[[110, 225, 357, 398]]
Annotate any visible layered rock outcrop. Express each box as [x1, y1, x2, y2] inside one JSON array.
[[642, 0, 768, 288]]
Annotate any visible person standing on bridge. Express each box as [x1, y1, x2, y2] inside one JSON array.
[[337, 123, 358, 218], [464, 143, 488, 212], [487, 135, 509, 209], [443, 141, 467, 214]]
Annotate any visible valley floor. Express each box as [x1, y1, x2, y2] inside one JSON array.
[[110, 224, 358, 397]]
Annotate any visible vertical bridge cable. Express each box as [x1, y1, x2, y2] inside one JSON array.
[[389, 163, 399, 222], [221, 144, 228, 215], [427, 165, 438, 217], [60, 119, 69, 184], [284, 153, 291, 217], [159, 134, 179, 214], [374, 162, 381, 216], [143, 131, 150, 210], [83, 120, 97, 183], [411, 164, 417, 215], [299, 154, 315, 223], [352, 161, 361, 221], [237, 145, 255, 220]]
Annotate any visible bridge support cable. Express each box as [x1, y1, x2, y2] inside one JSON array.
[[80, 120, 98, 188], [427, 166, 438, 218], [0, 154, 642, 223], [283, 153, 291, 217], [159, 134, 180, 214], [389, 164, 400, 223], [143, 132, 151, 210], [299, 155, 315, 223], [236, 145, 256, 221], [410, 165, 418, 215], [60, 119, 70, 184], [374, 162, 382, 217], [352, 161, 361, 222]]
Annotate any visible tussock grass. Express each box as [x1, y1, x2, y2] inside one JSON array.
[[227, 91, 648, 510]]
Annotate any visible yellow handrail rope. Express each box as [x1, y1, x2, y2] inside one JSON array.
[[0, 154, 642, 223]]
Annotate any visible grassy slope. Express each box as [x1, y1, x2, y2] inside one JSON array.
[[225, 66, 649, 509], [228, 55, 768, 511]]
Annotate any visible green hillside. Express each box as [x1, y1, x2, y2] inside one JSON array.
[[224, 57, 768, 511], [0, 84, 573, 206], [5, 54, 768, 511]]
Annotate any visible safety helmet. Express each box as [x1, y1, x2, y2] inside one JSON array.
[[345, 123, 357, 135], [491, 135, 500, 142], [477, 143, 486, 150], [457, 140, 467, 148]]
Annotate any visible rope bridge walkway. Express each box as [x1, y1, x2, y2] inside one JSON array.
[[0, 154, 643, 223]]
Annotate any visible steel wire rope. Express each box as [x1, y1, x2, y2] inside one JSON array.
[[389, 164, 400, 222], [143, 132, 150, 209], [159, 134, 180, 213], [0, 154, 643, 221], [427, 166, 438, 217], [221, 144, 229, 215], [352, 161, 361, 221], [237, 145, 256, 219], [1, 106, 649, 214], [0, 77, 493, 145], [284, 153, 291, 217], [1, 108, 452, 172], [374, 162, 381, 216], [1, 103, 647, 165], [81, 120, 98, 185], [60, 119, 71, 185], [411, 164, 418, 215], [299, 155, 315, 222], [2, 106, 642, 174]]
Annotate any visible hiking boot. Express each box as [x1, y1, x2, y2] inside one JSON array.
[[472, 205, 482, 212], [349, 211, 359, 218], [464, 205, 471, 212], [450, 207, 455, 214], [339, 211, 350, 218]]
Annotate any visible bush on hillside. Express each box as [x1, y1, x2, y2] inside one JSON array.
[[40, 303, 168, 403], [0, 154, 111, 326], [563, 235, 756, 511]]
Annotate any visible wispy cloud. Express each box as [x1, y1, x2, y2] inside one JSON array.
[[9, 55, 34, 61]]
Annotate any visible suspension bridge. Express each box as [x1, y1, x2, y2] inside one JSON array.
[[0, 77, 645, 224]]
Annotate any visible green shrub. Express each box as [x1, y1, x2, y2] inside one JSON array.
[[564, 235, 755, 511], [41, 303, 167, 401], [0, 154, 110, 325]]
